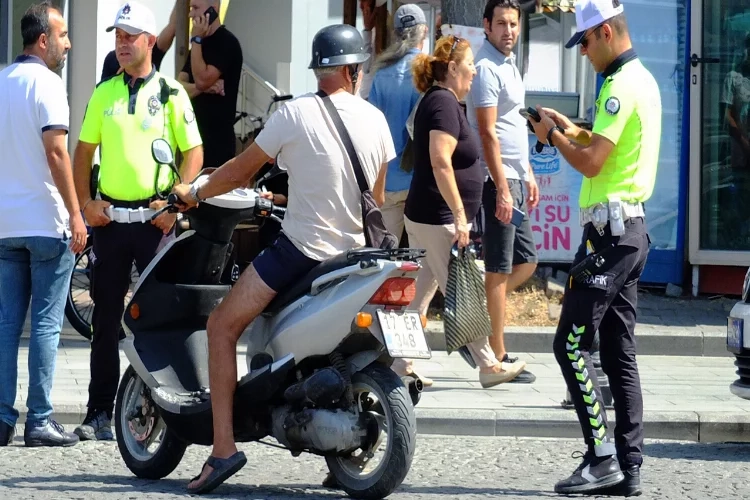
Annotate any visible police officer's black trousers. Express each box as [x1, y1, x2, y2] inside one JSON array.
[[87, 221, 163, 410], [552, 218, 649, 468]]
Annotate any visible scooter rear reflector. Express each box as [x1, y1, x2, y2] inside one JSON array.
[[129, 303, 140, 320], [400, 262, 419, 272], [368, 278, 416, 306]]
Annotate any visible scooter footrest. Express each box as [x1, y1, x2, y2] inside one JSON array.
[[235, 353, 296, 404]]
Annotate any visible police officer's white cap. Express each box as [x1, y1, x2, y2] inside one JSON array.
[[106, 2, 157, 36], [565, 0, 625, 49]]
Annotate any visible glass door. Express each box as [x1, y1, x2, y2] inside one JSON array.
[[690, 0, 750, 264]]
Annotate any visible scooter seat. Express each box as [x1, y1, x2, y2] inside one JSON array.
[[262, 251, 356, 316]]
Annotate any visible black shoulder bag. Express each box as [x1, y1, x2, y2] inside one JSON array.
[[316, 90, 398, 250]]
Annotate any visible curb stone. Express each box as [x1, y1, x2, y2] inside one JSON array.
[[424, 321, 731, 357], [19, 406, 750, 444]]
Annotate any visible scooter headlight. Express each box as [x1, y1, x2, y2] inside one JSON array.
[[743, 267, 750, 303]]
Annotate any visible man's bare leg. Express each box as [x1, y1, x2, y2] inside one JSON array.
[[188, 265, 276, 490], [485, 262, 537, 360]]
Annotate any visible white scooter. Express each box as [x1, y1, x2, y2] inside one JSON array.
[[113, 139, 430, 499]]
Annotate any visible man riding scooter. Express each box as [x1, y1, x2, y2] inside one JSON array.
[[171, 24, 396, 494]]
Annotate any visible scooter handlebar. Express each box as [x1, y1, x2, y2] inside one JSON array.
[[150, 193, 182, 222]]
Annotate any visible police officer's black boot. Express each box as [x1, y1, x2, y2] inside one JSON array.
[[598, 464, 642, 497], [554, 451, 624, 494]]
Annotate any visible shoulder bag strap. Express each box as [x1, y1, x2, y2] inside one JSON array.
[[315, 90, 369, 194]]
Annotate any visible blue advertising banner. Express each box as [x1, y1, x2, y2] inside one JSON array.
[[528, 134, 584, 263]]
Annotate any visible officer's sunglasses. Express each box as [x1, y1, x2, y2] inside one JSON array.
[[580, 24, 603, 49]]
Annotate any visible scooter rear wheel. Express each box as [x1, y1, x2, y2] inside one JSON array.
[[115, 366, 188, 479], [325, 363, 416, 499]]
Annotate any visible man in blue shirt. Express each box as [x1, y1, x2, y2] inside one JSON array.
[[367, 4, 432, 387]]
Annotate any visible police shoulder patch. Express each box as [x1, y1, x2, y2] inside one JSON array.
[[184, 108, 195, 124], [605, 96, 620, 115]]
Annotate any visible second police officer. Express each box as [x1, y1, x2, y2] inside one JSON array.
[[72, 2, 203, 441], [528, 0, 660, 496]]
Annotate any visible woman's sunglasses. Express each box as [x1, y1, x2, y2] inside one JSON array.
[[450, 35, 463, 56]]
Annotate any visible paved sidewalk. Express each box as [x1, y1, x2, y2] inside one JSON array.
[[10, 336, 750, 443]]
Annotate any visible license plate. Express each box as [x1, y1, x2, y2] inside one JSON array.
[[728, 318, 744, 351], [376, 310, 431, 359]]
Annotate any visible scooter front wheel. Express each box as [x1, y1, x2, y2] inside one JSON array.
[[114, 366, 187, 479], [325, 363, 416, 500]]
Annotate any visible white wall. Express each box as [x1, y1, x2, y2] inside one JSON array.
[[223, 0, 357, 98], [96, 0, 178, 79], [289, 0, 365, 97], [225, 0, 294, 92]]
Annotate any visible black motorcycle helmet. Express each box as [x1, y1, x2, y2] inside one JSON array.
[[308, 24, 370, 69]]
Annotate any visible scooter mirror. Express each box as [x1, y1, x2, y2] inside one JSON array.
[[151, 139, 174, 165]]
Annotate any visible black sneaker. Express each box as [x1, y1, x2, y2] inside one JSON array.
[[598, 465, 642, 497], [503, 355, 537, 384], [74, 409, 113, 441], [24, 419, 79, 447], [554, 451, 624, 494], [0, 420, 15, 446]]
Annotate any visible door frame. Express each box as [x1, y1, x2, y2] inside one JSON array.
[[688, 0, 750, 266]]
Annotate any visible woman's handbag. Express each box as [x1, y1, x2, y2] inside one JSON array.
[[443, 244, 493, 355]]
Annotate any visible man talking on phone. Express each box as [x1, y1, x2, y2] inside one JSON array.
[[466, 0, 539, 384], [179, 0, 243, 170]]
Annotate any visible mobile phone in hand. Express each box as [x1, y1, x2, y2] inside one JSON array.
[[519, 106, 541, 122], [511, 207, 525, 228], [205, 6, 220, 25]]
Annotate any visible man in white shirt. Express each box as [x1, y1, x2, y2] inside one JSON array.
[[172, 24, 395, 494], [0, 1, 86, 448]]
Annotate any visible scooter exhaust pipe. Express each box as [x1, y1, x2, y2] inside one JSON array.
[[401, 376, 423, 406]]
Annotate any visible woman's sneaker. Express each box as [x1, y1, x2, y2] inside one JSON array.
[[74, 409, 113, 441], [479, 359, 526, 388]]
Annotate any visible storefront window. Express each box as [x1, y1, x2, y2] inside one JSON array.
[[626, 0, 688, 251], [699, 0, 750, 251]]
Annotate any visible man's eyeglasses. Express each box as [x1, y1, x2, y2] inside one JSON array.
[[581, 25, 603, 49]]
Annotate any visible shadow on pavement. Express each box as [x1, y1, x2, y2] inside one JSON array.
[[398, 485, 555, 497], [644, 441, 750, 462], [0, 474, 348, 499]]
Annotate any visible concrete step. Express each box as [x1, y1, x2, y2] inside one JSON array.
[[424, 321, 731, 358]]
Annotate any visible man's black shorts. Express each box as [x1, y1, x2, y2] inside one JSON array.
[[481, 178, 538, 274], [253, 232, 319, 293]]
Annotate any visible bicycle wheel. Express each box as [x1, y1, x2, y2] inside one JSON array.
[[65, 244, 140, 340], [65, 244, 94, 339]]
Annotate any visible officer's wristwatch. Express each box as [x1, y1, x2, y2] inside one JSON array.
[[547, 126, 564, 147], [188, 184, 203, 204], [190, 36, 203, 45]]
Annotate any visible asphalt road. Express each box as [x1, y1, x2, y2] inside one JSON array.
[[0, 432, 748, 499]]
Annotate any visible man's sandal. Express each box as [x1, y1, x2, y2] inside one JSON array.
[[187, 451, 247, 495]]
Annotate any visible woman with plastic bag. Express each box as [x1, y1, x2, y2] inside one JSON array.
[[402, 35, 524, 387]]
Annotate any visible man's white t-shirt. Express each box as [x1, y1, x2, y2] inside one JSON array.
[[0, 56, 70, 239], [254, 91, 396, 261]]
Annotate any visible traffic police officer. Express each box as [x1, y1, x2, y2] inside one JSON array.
[[72, 2, 203, 441], [528, 0, 660, 496]]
